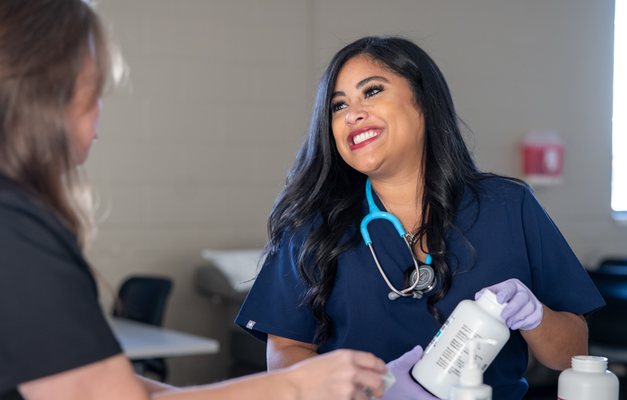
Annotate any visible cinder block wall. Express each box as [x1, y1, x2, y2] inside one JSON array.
[[88, 0, 617, 385]]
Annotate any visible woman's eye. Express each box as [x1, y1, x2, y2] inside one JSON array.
[[332, 101, 347, 112], [364, 85, 384, 98]]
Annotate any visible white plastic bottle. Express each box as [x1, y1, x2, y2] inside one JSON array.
[[557, 356, 619, 400], [411, 289, 510, 399], [449, 339, 496, 400]]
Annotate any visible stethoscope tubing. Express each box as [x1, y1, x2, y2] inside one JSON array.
[[367, 238, 424, 298], [361, 179, 406, 245], [360, 178, 434, 300]]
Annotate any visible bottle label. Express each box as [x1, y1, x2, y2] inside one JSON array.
[[424, 312, 455, 354], [424, 310, 489, 378], [435, 323, 487, 377]]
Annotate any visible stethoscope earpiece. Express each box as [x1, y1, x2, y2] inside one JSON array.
[[360, 178, 437, 301], [388, 292, 401, 301]]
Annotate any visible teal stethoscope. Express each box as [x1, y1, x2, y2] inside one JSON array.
[[360, 178, 437, 300]]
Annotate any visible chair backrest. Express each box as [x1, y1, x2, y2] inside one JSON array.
[[587, 261, 627, 346], [113, 276, 173, 326], [599, 258, 627, 274]]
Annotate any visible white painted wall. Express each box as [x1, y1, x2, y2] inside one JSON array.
[[87, 0, 618, 384]]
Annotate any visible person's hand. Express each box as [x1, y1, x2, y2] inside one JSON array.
[[381, 345, 439, 400], [286, 349, 387, 400], [475, 278, 543, 330]]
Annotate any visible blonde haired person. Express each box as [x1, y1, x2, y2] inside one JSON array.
[[0, 1, 387, 400]]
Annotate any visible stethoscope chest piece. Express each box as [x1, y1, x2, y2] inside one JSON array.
[[405, 263, 437, 299]]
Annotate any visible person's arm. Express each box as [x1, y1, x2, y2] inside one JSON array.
[[267, 334, 318, 370], [521, 306, 587, 370], [18, 354, 148, 400], [155, 350, 386, 400], [476, 278, 588, 371], [136, 375, 182, 395], [18, 350, 387, 400]]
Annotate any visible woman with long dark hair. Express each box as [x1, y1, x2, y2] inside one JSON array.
[[0, 2, 390, 400], [236, 36, 604, 400]]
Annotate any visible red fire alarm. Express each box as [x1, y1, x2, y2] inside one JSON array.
[[522, 130, 564, 186]]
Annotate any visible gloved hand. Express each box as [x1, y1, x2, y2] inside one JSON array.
[[475, 278, 543, 331], [380, 345, 439, 400]]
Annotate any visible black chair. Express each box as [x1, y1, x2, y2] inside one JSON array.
[[588, 259, 627, 348], [113, 276, 173, 382], [587, 259, 627, 400]]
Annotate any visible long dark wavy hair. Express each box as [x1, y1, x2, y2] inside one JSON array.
[[266, 36, 490, 347]]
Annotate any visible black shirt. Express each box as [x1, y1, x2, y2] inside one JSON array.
[[0, 176, 121, 400]]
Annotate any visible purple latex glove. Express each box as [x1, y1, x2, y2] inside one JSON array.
[[475, 278, 544, 331], [381, 345, 439, 400]]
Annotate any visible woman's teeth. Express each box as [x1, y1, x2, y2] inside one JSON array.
[[352, 131, 380, 145]]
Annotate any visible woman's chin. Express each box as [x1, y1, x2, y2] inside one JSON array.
[[346, 157, 385, 176], [70, 150, 90, 167]]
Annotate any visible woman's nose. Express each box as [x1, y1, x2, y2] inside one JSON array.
[[345, 108, 368, 125]]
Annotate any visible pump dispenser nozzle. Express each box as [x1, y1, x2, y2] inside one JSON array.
[[450, 339, 497, 400]]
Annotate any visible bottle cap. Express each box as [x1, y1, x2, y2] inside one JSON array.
[[476, 289, 507, 321]]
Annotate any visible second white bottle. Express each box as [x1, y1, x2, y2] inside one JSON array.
[[411, 289, 510, 399]]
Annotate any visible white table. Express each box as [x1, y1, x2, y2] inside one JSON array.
[[109, 317, 220, 360]]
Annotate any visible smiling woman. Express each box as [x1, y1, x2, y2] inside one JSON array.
[[235, 36, 605, 400]]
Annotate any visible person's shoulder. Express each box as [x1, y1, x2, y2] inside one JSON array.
[[0, 176, 78, 254], [0, 176, 52, 227], [283, 214, 322, 244], [475, 176, 532, 202], [0, 177, 38, 221]]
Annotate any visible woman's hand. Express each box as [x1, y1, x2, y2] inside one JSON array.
[[476, 278, 587, 370], [285, 349, 388, 400], [380, 345, 438, 400], [475, 278, 543, 330]]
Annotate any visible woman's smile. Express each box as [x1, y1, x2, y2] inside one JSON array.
[[348, 126, 383, 149]]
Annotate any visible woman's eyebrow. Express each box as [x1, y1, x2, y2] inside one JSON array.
[[356, 75, 390, 89], [332, 75, 391, 99]]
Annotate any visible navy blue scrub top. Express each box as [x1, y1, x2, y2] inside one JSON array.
[[236, 178, 605, 400]]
